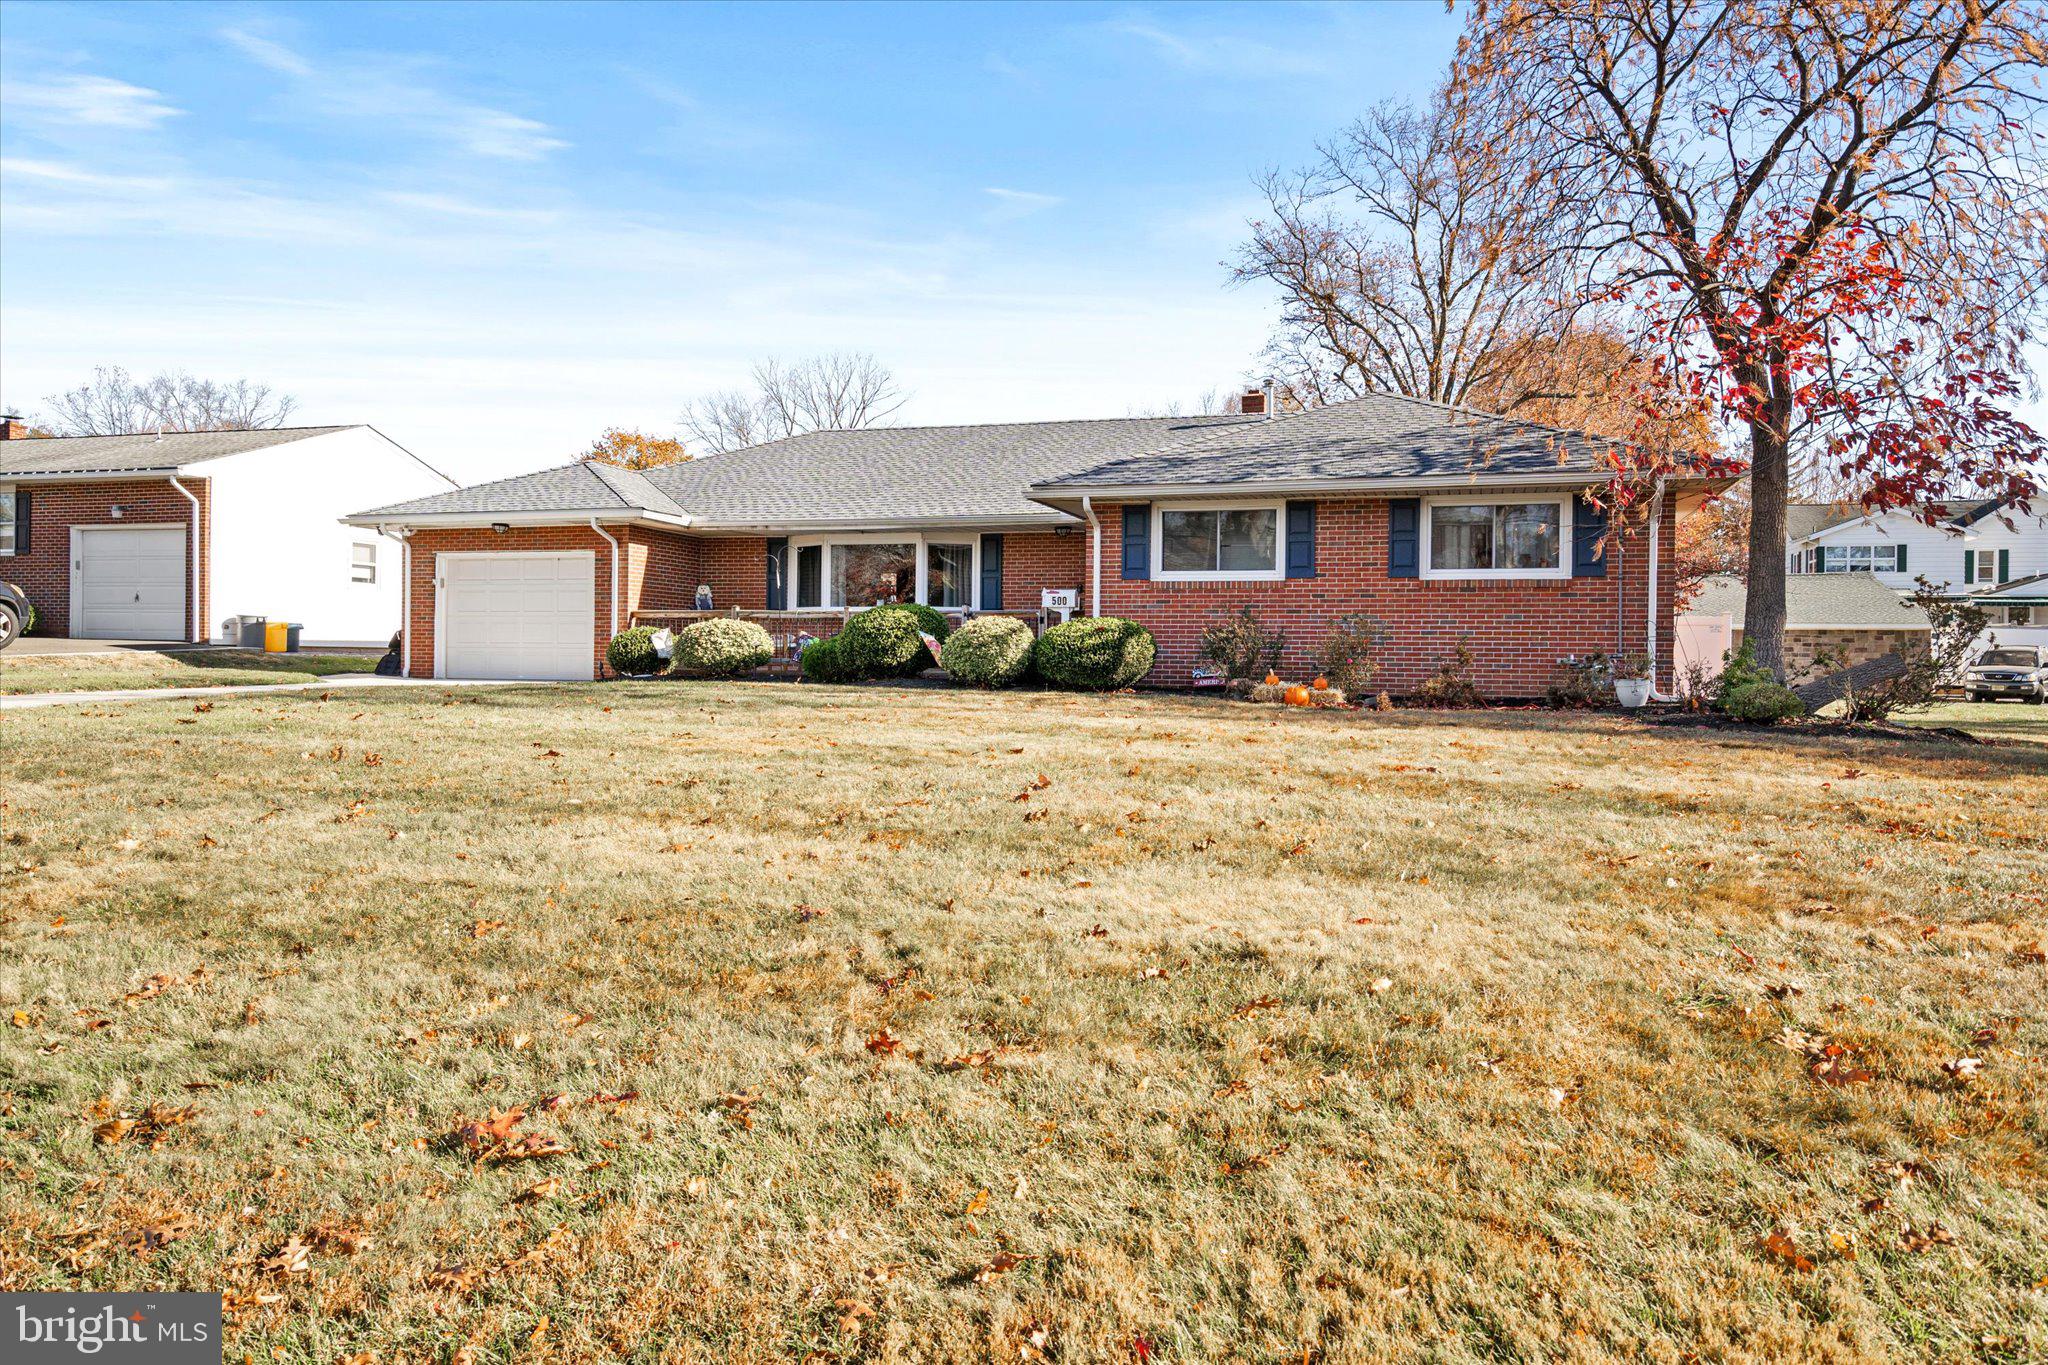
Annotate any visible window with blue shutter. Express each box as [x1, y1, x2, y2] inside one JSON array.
[[1284, 501, 1316, 579], [1571, 494, 1608, 578], [1896, 544, 1906, 574], [979, 534, 1004, 610], [1120, 504, 1150, 580], [1964, 550, 1975, 585], [1387, 498, 1420, 578], [765, 537, 788, 610], [1999, 549, 2010, 583]]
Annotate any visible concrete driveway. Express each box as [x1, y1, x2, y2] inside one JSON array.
[[6, 637, 210, 657]]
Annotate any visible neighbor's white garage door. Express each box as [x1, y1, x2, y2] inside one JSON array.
[[72, 525, 187, 639], [438, 552, 595, 680]]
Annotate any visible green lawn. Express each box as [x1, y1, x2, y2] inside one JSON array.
[[0, 648, 379, 695], [3, 683, 2043, 1362], [1894, 700, 2048, 745]]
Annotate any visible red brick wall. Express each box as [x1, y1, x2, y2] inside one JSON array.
[[623, 527, 702, 614], [9, 477, 210, 639], [1003, 530, 1086, 611], [403, 525, 620, 678], [1092, 497, 1679, 697]]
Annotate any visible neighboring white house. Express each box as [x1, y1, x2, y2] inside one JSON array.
[[1, 422, 459, 646]]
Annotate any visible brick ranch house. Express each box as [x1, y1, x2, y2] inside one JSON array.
[[0, 419, 456, 645], [345, 391, 1726, 696]]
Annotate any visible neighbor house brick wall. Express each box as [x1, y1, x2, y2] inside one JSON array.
[[402, 525, 620, 678], [1091, 497, 1679, 698], [1729, 626, 1925, 681], [8, 477, 210, 639]]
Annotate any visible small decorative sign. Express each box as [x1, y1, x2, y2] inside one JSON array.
[[918, 631, 945, 666], [1190, 664, 1226, 689]]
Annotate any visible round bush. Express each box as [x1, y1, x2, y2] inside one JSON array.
[[670, 618, 774, 677], [940, 615, 1035, 687], [798, 634, 855, 683], [1722, 682, 1804, 724], [838, 604, 948, 677], [605, 626, 662, 677], [1033, 617, 1156, 691]]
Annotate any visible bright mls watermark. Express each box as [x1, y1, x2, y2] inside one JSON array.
[[4, 1295, 221, 1364]]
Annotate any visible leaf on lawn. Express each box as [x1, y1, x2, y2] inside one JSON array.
[[834, 1299, 875, 1333], [1758, 1230, 1814, 1272], [310, 1223, 371, 1256], [972, 1251, 1029, 1283], [964, 1189, 990, 1216], [513, 1177, 563, 1205], [260, 1235, 313, 1278], [720, 1092, 759, 1130], [1900, 1223, 1956, 1253], [93, 1118, 136, 1145], [469, 920, 505, 939], [1230, 996, 1280, 1020], [1941, 1057, 1982, 1081], [865, 1029, 903, 1055]]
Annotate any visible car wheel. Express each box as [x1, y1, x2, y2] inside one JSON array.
[[0, 602, 18, 651], [1966, 692, 1984, 703]]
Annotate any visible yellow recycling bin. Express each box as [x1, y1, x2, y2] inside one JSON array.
[[264, 621, 290, 654]]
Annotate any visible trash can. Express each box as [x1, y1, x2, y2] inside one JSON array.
[[264, 620, 290, 654], [285, 623, 302, 653], [238, 616, 268, 649]]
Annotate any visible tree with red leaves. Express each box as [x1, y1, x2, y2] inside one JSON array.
[[1450, 0, 2048, 674]]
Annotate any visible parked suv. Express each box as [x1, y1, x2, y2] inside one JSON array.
[[1964, 646, 2048, 703], [0, 581, 30, 651]]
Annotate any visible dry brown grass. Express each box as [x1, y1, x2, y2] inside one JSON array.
[[2, 682, 2044, 1362], [0, 649, 378, 695]]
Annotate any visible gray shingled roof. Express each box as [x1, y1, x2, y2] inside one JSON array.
[[1785, 503, 1862, 541], [1970, 572, 2048, 602], [353, 460, 688, 519], [0, 425, 358, 476], [352, 415, 1256, 526], [1690, 573, 1930, 629], [1034, 392, 1632, 491]]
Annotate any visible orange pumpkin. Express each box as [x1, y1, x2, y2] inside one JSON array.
[[1264, 671, 1281, 686], [1311, 675, 1329, 691], [1284, 684, 1312, 706]]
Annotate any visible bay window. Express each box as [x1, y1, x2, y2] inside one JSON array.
[[790, 534, 980, 611], [1153, 502, 1282, 580], [1423, 497, 1567, 579]]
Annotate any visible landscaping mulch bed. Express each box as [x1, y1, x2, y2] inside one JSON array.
[[1641, 710, 1989, 745]]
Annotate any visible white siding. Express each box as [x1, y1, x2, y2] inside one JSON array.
[[204, 428, 457, 645], [1794, 507, 2047, 592]]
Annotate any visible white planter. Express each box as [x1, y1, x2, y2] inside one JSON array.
[[1614, 678, 1652, 708]]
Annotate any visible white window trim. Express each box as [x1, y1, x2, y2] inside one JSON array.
[[789, 532, 979, 612], [1972, 548, 1999, 582], [1420, 494, 1573, 581], [1150, 499, 1286, 582], [351, 541, 378, 584], [0, 482, 15, 556]]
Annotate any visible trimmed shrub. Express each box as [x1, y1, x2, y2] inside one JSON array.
[[605, 626, 662, 677], [1034, 617, 1156, 691], [671, 618, 773, 678], [1200, 606, 1285, 683], [798, 634, 855, 683], [1722, 682, 1804, 724], [1714, 638, 1773, 707], [839, 604, 947, 677], [941, 615, 1035, 687]]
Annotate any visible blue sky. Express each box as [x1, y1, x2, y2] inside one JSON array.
[[0, 1, 1460, 482]]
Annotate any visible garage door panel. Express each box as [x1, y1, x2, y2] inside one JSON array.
[[74, 527, 187, 639], [440, 553, 594, 680]]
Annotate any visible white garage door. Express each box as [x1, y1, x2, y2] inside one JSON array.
[[73, 526, 187, 640], [439, 552, 595, 680]]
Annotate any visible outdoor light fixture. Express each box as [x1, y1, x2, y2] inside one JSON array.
[[490, 522, 509, 534]]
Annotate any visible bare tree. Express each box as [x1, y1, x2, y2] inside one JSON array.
[[44, 366, 298, 435], [1449, 0, 2048, 674], [679, 352, 907, 454], [1233, 95, 1568, 411]]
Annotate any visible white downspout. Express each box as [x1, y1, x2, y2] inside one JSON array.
[[168, 476, 202, 643], [1080, 497, 1101, 618], [1647, 478, 1675, 701], [382, 527, 412, 675], [590, 519, 621, 640]]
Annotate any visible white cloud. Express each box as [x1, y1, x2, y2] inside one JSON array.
[[217, 25, 567, 162], [4, 74, 182, 129], [1104, 15, 1335, 77], [983, 187, 1064, 221]]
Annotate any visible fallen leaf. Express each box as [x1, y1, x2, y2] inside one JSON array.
[[1759, 1230, 1814, 1272]]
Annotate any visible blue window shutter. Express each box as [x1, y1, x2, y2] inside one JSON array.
[[979, 533, 1004, 610], [1121, 504, 1150, 580], [12, 490, 26, 554], [1571, 494, 1608, 578], [1284, 501, 1316, 579], [1999, 548, 2009, 583], [765, 537, 788, 610], [1964, 550, 1974, 585], [1895, 544, 1906, 574], [1388, 498, 1420, 579]]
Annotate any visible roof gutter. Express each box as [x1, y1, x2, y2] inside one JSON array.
[[341, 509, 695, 532], [0, 468, 188, 483], [589, 519, 621, 642], [1080, 496, 1101, 618], [1026, 470, 1732, 506]]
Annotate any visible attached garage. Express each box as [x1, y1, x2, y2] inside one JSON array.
[[70, 525, 188, 639], [436, 551, 596, 680]]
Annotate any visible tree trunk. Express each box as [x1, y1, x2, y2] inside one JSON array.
[[1743, 418, 1790, 678]]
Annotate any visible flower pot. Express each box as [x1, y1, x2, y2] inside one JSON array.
[[1614, 678, 1652, 709]]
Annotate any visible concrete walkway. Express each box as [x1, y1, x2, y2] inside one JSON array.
[[2, 675, 540, 711]]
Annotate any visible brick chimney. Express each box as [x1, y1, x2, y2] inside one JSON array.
[[1238, 388, 1265, 417], [0, 414, 28, 440]]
